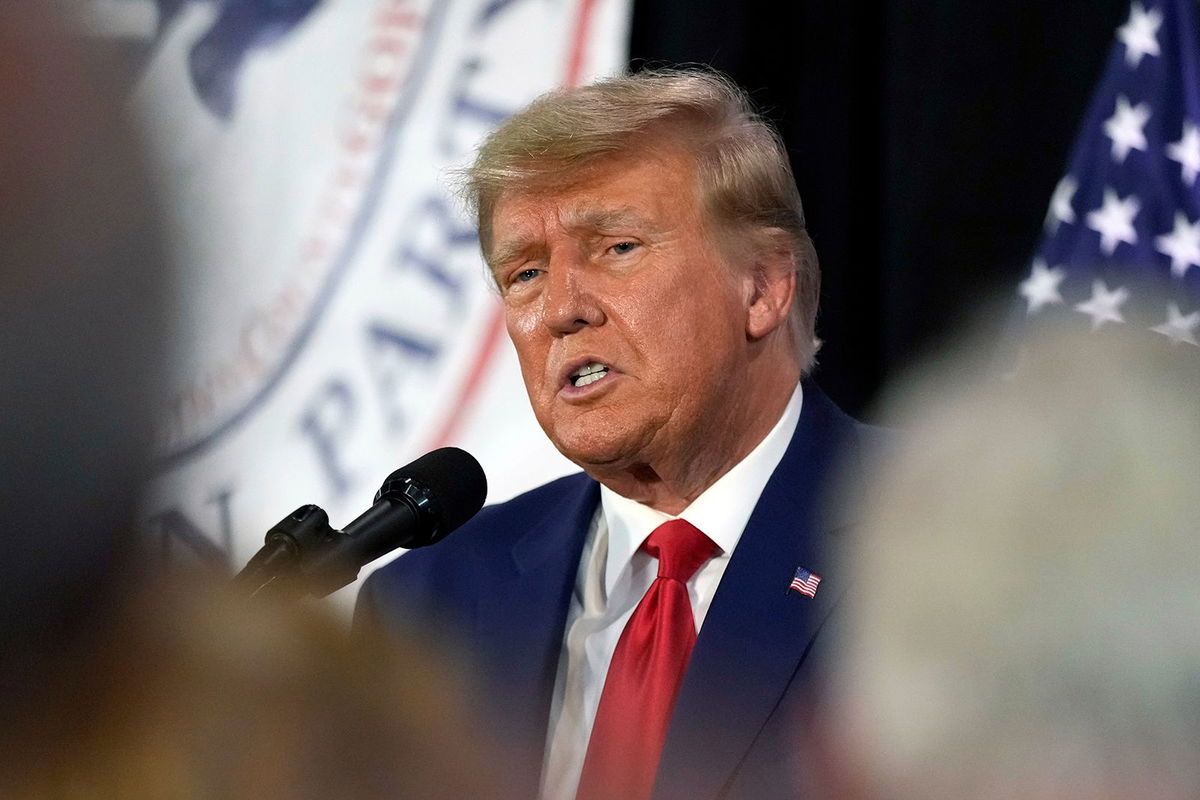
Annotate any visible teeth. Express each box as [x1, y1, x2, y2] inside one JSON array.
[[571, 362, 609, 387]]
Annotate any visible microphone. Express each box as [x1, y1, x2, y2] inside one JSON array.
[[304, 447, 487, 590], [235, 447, 487, 598]]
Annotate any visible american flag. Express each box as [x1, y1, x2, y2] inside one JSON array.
[[1018, 0, 1200, 346], [789, 566, 821, 598]]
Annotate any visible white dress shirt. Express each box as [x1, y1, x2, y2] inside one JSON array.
[[538, 383, 804, 800]]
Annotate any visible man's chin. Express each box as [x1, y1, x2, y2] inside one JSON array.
[[536, 403, 664, 472], [552, 441, 631, 473], [546, 428, 645, 474]]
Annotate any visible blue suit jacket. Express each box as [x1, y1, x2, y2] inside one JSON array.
[[357, 382, 879, 799]]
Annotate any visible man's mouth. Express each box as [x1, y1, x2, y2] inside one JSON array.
[[569, 361, 610, 387]]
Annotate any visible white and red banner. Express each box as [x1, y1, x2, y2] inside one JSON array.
[[78, 0, 630, 602]]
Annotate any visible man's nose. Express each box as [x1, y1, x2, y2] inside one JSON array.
[[541, 261, 604, 335]]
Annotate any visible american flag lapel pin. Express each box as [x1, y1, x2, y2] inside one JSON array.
[[788, 566, 822, 598]]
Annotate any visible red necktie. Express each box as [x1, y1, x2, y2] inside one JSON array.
[[575, 519, 718, 800]]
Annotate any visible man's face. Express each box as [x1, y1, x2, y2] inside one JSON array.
[[488, 146, 767, 477]]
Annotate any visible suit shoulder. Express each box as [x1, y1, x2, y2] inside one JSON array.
[[852, 418, 896, 455], [446, 470, 593, 553], [810, 383, 894, 454], [355, 471, 593, 631], [474, 471, 594, 527]]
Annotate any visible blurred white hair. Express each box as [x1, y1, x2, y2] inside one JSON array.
[[828, 322, 1200, 799]]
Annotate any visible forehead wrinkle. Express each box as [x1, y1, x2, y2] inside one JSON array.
[[560, 204, 655, 235], [490, 202, 658, 270]]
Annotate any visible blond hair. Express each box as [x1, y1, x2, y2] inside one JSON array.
[[463, 68, 820, 369]]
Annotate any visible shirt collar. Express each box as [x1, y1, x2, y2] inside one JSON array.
[[599, 382, 804, 597]]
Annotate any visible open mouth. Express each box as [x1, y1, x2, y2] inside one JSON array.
[[569, 361, 609, 388]]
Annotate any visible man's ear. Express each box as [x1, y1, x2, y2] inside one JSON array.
[[745, 240, 796, 341]]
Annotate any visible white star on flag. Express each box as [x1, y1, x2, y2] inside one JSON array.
[[1086, 188, 1141, 254], [1018, 259, 1067, 314], [1167, 121, 1200, 187], [1150, 302, 1200, 345], [1117, 1, 1164, 67], [1154, 211, 1200, 277], [1044, 175, 1078, 232], [1103, 95, 1151, 163], [1075, 279, 1130, 330]]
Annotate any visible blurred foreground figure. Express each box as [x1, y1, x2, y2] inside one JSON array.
[[809, 326, 1200, 799], [0, 8, 506, 798], [0, 0, 168, 752], [10, 578, 509, 799]]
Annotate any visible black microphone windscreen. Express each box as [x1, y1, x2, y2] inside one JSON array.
[[387, 447, 487, 535]]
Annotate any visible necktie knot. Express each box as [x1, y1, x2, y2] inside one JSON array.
[[642, 519, 717, 583]]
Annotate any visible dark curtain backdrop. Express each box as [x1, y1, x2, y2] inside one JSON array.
[[629, 0, 1129, 418]]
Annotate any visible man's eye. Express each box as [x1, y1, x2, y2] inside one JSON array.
[[514, 268, 540, 283], [610, 241, 638, 255]]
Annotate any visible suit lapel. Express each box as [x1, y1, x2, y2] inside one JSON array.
[[473, 476, 600, 794], [654, 384, 860, 800]]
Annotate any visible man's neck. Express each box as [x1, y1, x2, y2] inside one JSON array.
[[590, 376, 801, 515]]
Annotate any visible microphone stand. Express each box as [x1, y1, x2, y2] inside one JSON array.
[[231, 504, 342, 600]]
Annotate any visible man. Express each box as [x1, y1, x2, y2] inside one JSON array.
[[358, 69, 881, 800]]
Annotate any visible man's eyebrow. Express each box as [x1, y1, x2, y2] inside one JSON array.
[[562, 206, 653, 233], [489, 235, 541, 270]]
